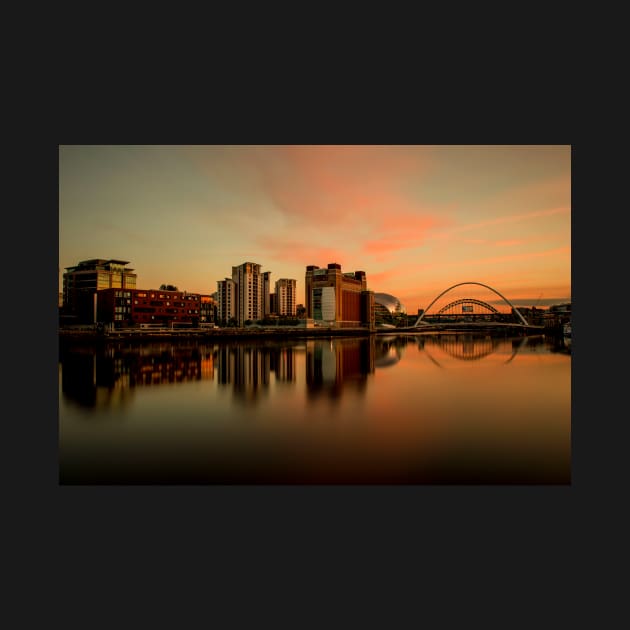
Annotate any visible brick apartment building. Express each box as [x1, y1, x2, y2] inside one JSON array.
[[97, 288, 201, 327]]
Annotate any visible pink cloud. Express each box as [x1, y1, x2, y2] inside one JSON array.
[[368, 269, 402, 288], [255, 235, 349, 268], [191, 146, 453, 264]]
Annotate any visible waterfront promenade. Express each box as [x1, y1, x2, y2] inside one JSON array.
[[58, 321, 549, 343], [58, 325, 374, 342]]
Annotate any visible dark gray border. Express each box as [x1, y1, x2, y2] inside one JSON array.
[[11, 82, 591, 626]]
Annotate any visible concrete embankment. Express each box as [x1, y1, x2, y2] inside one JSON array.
[[58, 327, 375, 344]]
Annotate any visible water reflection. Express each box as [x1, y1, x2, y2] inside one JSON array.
[[59, 333, 571, 484], [374, 336, 406, 368], [217, 344, 297, 405], [306, 338, 374, 401], [60, 343, 209, 409], [59, 334, 565, 410], [419, 334, 522, 367]]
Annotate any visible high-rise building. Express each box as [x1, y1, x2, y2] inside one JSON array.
[[275, 278, 297, 316], [305, 263, 374, 328], [217, 278, 236, 323], [63, 258, 137, 324], [262, 271, 272, 316], [232, 262, 263, 326]]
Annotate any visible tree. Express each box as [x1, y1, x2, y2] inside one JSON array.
[[159, 284, 178, 291]]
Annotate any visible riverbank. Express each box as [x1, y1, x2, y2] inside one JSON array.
[[58, 326, 376, 344], [59, 323, 551, 345]]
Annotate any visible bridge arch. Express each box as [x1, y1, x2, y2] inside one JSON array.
[[414, 282, 529, 326], [436, 298, 499, 315]]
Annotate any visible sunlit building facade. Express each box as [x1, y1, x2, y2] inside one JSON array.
[[275, 278, 297, 316], [217, 278, 236, 323], [305, 263, 375, 328], [97, 288, 200, 327], [232, 262, 263, 326]]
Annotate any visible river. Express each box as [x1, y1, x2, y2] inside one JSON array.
[[59, 333, 571, 484]]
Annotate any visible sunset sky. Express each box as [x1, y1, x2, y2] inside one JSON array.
[[59, 145, 571, 313]]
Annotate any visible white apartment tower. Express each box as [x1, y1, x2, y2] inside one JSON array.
[[217, 278, 236, 323], [232, 262, 264, 326], [275, 278, 297, 316]]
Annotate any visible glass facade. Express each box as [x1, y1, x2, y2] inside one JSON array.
[[313, 287, 335, 322]]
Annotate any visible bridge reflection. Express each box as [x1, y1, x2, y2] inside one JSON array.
[[59, 334, 559, 409]]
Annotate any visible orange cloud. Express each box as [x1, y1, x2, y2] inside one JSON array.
[[459, 246, 571, 267], [368, 269, 403, 289], [430, 206, 570, 240], [240, 146, 453, 263], [255, 236, 350, 268]]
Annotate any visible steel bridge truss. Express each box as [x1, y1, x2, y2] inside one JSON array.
[[436, 298, 499, 315], [414, 282, 530, 327]]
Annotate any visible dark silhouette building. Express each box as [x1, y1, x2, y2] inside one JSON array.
[[62, 259, 137, 324]]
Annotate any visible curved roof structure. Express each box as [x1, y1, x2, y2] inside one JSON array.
[[373, 292, 406, 314]]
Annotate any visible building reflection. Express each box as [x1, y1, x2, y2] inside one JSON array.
[[217, 345, 270, 405], [216, 343, 297, 405], [271, 346, 295, 383], [60, 341, 300, 410], [60, 333, 566, 412], [60, 343, 210, 409], [374, 336, 409, 368], [306, 338, 375, 401]]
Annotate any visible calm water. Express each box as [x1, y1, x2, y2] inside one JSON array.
[[58, 333, 571, 484]]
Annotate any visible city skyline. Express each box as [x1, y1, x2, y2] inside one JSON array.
[[59, 145, 571, 312]]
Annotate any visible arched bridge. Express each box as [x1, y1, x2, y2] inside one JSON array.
[[436, 298, 499, 315], [414, 282, 531, 327]]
